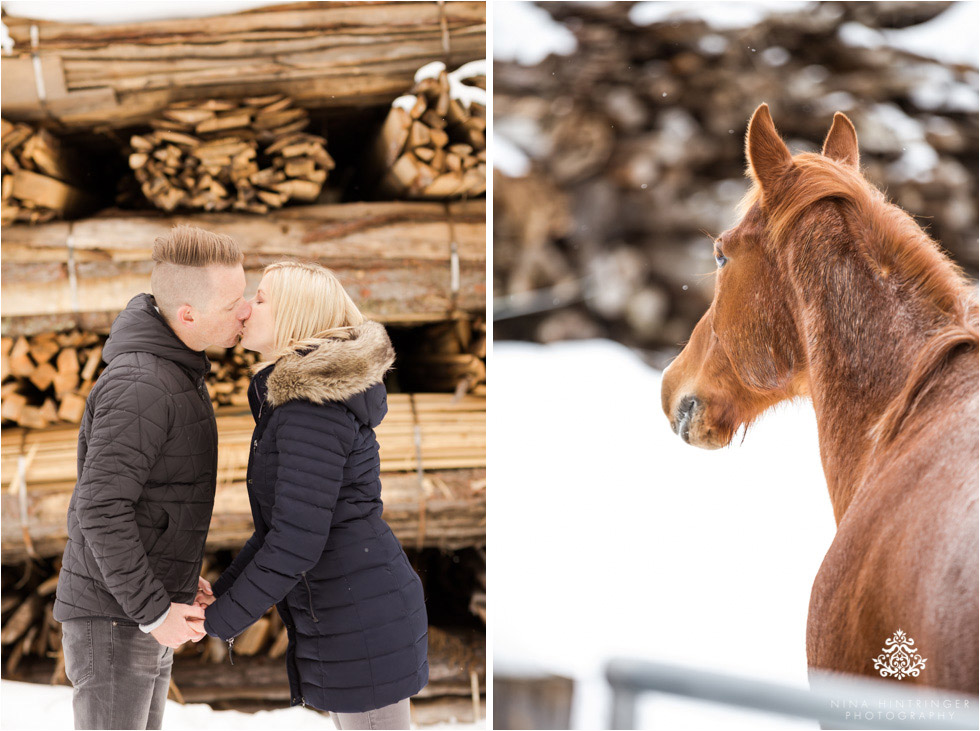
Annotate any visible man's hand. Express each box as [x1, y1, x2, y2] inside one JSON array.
[[194, 575, 215, 608], [149, 603, 206, 648]]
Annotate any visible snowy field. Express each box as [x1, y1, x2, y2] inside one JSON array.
[[491, 339, 837, 729], [0, 680, 483, 730]]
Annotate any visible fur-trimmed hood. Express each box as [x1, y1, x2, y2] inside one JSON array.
[[265, 321, 394, 416]]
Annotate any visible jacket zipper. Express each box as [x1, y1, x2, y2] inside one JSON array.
[[230, 390, 271, 670], [301, 572, 319, 622], [196, 375, 209, 404], [252, 398, 267, 455]]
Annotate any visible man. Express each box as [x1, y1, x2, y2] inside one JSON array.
[[53, 225, 251, 730]]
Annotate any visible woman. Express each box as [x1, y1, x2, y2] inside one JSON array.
[[201, 261, 429, 729]]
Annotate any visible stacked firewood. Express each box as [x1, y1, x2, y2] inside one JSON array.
[[0, 557, 486, 705], [392, 318, 486, 395], [204, 344, 256, 408], [1, 2, 486, 130], [2, 458, 485, 560], [0, 332, 248, 427], [128, 96, 335, 213], [494, 2, 979, 359], [0, 315, 488, 429], [1, 120, 92, 224], [0, 333, 102, 429], [1, 200, 486, 327], [1, 572, 63, 681], [1, 394, 485, 481], [375, 61, 487, 199]]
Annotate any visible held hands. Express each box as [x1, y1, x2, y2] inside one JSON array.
[[195, 575, 215, 609], [149, 602, 206, 648]]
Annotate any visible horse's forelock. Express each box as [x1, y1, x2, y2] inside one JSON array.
[[736, 182, 762, 220]]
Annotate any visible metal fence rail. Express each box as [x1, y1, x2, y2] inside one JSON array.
[[606, 658, 979, 730]]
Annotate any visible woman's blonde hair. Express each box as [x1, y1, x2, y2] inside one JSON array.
[[253, 261, 365, 373]]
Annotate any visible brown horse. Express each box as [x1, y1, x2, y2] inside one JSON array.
[[661, 104, 978, 694]]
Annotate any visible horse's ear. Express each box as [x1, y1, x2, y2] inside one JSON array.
[[821, 112, 859, 168], [746, 103, 793, 193]]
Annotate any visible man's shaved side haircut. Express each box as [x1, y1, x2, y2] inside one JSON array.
[[151, 225, 244, 322]]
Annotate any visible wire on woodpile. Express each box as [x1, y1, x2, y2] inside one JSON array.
[[29, 26, 53, 126], [438, 0, 452, 66], [65, 223, 80, 314], [445, 200, 461, 312], [9, 440, 41, 560]]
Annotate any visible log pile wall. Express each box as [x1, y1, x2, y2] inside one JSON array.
[[494, 1, 978, 361]]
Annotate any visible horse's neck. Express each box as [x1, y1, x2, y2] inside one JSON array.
[[787, 229, 952, 524]]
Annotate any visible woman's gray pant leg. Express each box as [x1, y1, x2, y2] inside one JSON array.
[[331, 697, 412, 729]]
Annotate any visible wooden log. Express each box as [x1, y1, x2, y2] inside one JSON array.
[[27, 337, 59, 365], [267, 625, 289, 659], [1, 3, 485, 130], [1, 200, 486, 327], [8, 338, 34, 377], [1, 596, 20, 615], [373, 62, 486, 200], [130, 96, 335, 213], [7, 170, 87, 215], [36, 575, 59, 597], [0, 338, 12, 381], [231, 617, 270, 657], [55, 393, 86, 424], [1, 120, 95, 224], [2, 396, 484, 486], [1, 393, 28, 423], [38, 399, 59, 425], [16, 406, 49, 430], [0, 594, 41, 645], [5, 623, 36, 675], [0, 332, 105, 425], [52, 348, 80, 396], [1, 466, 486, 560], [79, 345, 102, 383], [28, 363, 57, 392]]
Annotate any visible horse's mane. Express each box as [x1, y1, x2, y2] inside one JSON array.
[[740, 153, 979, 443]]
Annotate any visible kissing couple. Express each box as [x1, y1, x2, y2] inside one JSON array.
[[53, 225, 429, 730]]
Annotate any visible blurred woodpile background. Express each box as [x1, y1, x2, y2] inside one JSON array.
[[493, 1, 979, 367], [1, 2, 485, 724]]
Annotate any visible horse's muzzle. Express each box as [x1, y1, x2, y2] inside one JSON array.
[[668, 393, 726, 450]]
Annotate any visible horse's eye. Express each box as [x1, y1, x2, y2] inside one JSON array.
[[715, 252, 728, 268]]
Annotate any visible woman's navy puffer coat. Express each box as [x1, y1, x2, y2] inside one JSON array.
[[203, 322, 429, 713]]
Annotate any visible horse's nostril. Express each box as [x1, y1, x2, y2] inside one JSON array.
[[674, 395, 701, 442], [678, 395, 698, 419]]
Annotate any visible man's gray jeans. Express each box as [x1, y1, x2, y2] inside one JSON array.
[[61, 617, 174, 730]]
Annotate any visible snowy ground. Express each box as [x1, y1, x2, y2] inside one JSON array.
[[0, 680, 483, 730], [491, 339, 837, 729]]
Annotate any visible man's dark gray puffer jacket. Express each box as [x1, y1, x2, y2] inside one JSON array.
[[53, 293, 218, 627]]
